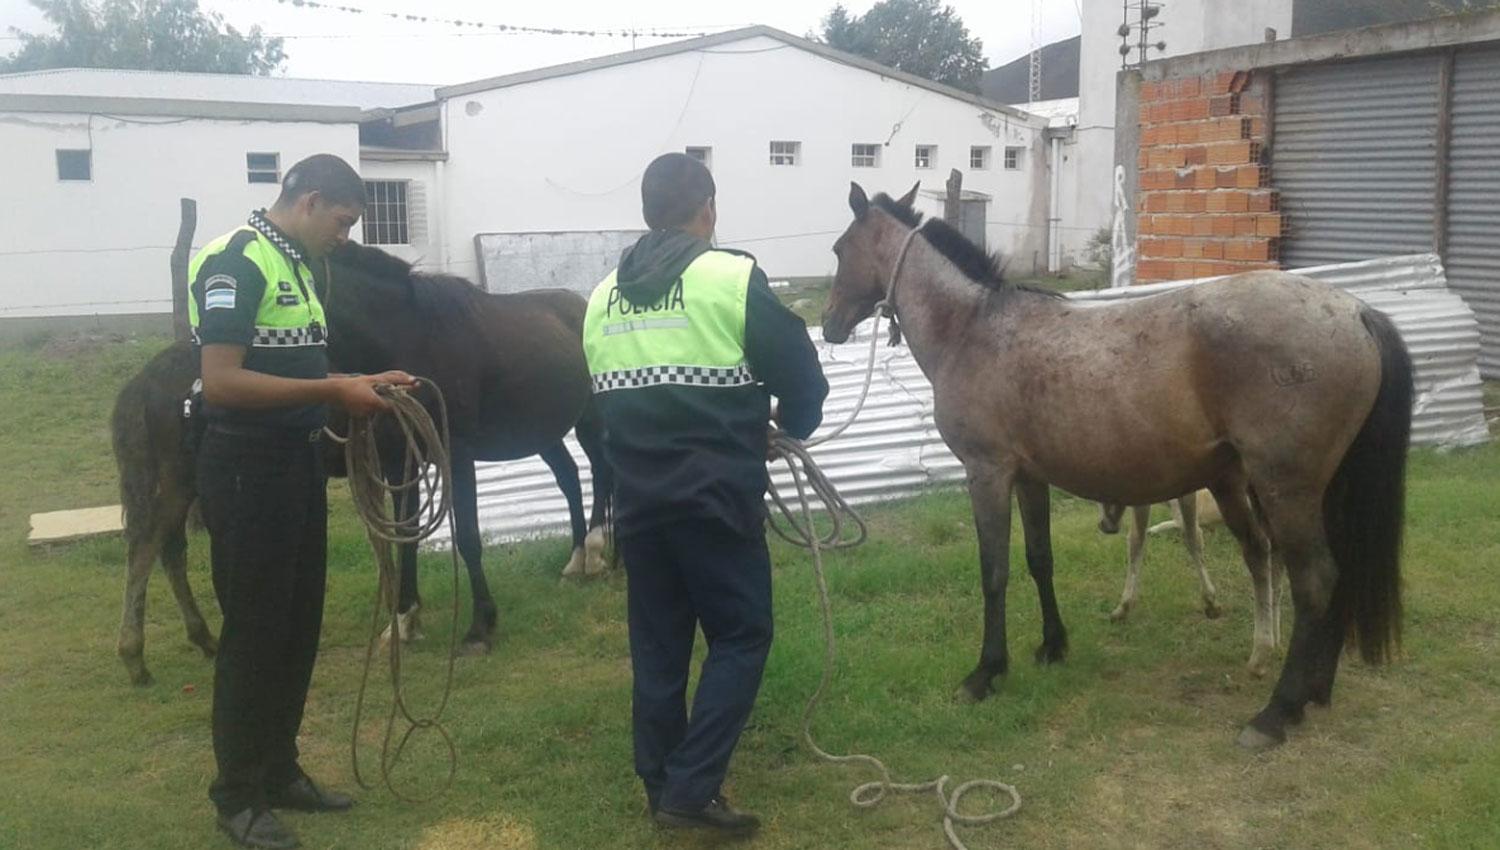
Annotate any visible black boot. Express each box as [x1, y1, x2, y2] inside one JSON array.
[[217, 808, 300, 849], [266, 774, 354, 813], [655, 796, 760, 834]]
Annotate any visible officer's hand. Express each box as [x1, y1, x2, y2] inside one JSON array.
[[335, 375, 395, 417], [371, 370, 418, 389]]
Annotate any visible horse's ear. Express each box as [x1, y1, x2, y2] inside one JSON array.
[[897, 181, 920, 209], [849, 182, 870, 219]]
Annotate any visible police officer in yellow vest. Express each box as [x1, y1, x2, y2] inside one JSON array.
[[190, 154, 414, 849], [584, 153, 828, 833]]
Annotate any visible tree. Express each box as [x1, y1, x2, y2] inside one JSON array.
[[815, 0, 988, 94], [1, 0, 286, 75]]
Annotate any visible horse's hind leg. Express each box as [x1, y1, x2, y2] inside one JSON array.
[[1208, 472, 1275, 677], [118, 530, 162, 686], [1016, 476, 1068, 664], [161, 502, 216, 659], [1178, 494, 1221, 619], [1110, 504, 1151, 622], [1238, 487, 1341, 750], [541, 441, 588, 579]]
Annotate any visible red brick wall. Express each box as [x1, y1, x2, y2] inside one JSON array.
[[1135, 70, 1281, 283]]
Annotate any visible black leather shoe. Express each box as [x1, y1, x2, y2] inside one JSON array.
[[266, 775, 354, 813], [217, 808, 300, 849], [654, 796, 761, 834]]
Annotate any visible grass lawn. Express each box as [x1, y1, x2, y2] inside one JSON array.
[[2, 335, 1498, 849]]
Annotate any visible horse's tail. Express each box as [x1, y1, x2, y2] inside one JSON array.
[[111, 368, 158, 546], [1323, 307, 1413, 665]]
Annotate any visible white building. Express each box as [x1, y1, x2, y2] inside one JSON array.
[[1, 27, 1063, 326]]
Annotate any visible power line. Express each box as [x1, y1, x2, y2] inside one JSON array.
[[255, 0, 717, 40]]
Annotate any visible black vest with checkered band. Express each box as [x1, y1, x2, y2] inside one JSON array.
[[187, 211, 329, 429]]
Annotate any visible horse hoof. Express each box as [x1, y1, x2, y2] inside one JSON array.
[[1203, 601, 1223, 620], [457, 638, 492, 657], [127, 668, 154, 687], [197, 636, 219, 659], [1235, 724, 1283, 751], [1109, 605, 1130, 623], [954, 671, 996, 703], [560, 548, 586, 579], [1034, 642, 1068, 665]]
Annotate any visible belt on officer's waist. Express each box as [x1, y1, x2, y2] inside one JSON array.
[[207, 421, 323, 443]]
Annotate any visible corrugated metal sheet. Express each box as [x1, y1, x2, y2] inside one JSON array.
[[436, 254, 1487, 546], [1274, 55, 1441, 268], [1447, 46, 1500, 378]]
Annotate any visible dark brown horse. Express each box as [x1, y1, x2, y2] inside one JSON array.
[[822, 183, 1412, 749], [113, 242, 609, 684]]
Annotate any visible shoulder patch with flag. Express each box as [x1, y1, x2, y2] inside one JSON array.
[[203, 274, 237, 310]]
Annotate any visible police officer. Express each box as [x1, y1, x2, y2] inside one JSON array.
[[583, 153, 829, 833], [190, 154, 414, 849]]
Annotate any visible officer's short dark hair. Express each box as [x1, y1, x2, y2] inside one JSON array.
[[641, 153, 716, 231], [276, 154, 365, 209]]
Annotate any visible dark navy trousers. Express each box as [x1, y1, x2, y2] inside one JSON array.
[[617, 518, 774, 811]]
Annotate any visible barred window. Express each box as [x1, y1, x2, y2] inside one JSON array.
[[970, 146, 992, 170], [851, 143, 880, 168], [362, 180, 409, 245], [915, 145, 936, 169], [769, 140, 800, 166], [247, 152, 280, 184]]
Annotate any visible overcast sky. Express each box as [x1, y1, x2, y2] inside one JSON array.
[[1, 0, 1082, 84]]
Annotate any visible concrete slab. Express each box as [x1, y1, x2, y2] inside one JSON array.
[[28, 505, 124, 548]]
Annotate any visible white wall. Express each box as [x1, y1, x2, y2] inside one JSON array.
[[1073, 0, 1295, 265], [0, 112, 359, 318], [438, 35, 1048, 283]]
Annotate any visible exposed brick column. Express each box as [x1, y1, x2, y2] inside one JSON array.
[[1135, 70, 1281, 283]]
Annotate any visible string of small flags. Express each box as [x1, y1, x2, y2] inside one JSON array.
[[272, 0, 714, 39]]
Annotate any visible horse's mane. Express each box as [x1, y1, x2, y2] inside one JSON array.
[[330, 242, 486, 315], [871, 194, 1063, 299]]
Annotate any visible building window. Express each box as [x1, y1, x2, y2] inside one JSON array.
[[247, 152, 280, 184], [1004, 146, 1024, 170], [56, 149, 91, 181], [769, 140, 800, 166], [685, 146, 712, 170], [851, 143, 881, 168], [970, 146, 991, 170], [363, 180, 409, 245], [915, 145, 936, 169]]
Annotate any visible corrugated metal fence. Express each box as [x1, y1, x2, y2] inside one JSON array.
[[439, 253, 1489, 546]]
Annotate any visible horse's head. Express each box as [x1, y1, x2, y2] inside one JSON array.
[[823, 181, 920, 344]]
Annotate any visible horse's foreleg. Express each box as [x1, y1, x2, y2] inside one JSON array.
[[1110, 504, 1151, 622], [1017, 477, 1068, 664], [956, 463, 1016, 703], [450, 447, 496, 654], [1210, 473, 1275, 677], [575, 407, 615, 574], [1178, 493, 1221, 619], [541, 442, 588, 579]]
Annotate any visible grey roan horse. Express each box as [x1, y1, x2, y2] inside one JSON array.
[[822, 183, 1412, 749], [112, 242, 610, 685]]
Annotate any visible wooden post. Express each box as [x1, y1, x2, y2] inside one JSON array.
[[171, 198, 197, 343], [944, 168, 963, 224]]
